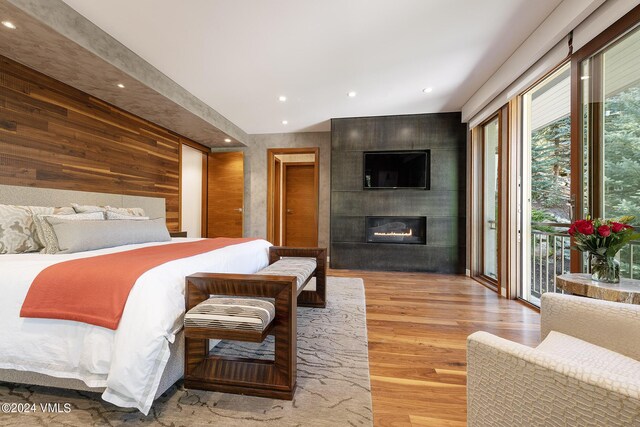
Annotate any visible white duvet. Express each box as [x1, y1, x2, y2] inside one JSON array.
[[0, 238, 271, 414]]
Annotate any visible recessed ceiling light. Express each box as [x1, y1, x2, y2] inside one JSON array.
[[347, 91, 357, 97], [224, 138, 231, 143], [278, 95, 287, 102], [1, 21, 16, 30], [282, 120, 288, 125], [117, 83, 125, 88], [581, 75, 590, 80], [422, 87, 433, 93]]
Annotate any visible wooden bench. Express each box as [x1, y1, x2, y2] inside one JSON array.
[[183, 246, 326, 399]]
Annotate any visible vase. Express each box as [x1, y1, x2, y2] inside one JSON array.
[[590, 253, 620, 283]]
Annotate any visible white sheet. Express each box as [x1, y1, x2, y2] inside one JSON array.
[[0, 238, 271, 414]]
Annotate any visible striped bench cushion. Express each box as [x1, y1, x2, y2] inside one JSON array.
[[184, 298, 275, 332], [256, 257, 317, 290]]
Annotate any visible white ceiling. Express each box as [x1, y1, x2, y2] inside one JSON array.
[[61, 0, 563, 134]]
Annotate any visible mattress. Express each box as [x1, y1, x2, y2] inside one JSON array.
[[0, 238, 271, 414]]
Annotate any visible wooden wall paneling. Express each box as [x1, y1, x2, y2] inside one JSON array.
[[0, 55, 205, 232]]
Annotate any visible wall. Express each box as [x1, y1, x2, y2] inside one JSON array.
[[331, 113, 467, 273], [462, 0, 604, 124], [0, 55, 192, 231], [214, 132, 331, 248]]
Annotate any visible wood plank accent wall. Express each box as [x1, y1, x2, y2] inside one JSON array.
[[0, 54, 199, 231]]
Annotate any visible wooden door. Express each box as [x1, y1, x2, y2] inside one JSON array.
[[207, 152, 243, 237], [283, 163, 318, 246]]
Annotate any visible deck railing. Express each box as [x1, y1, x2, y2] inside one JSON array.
[[530, 224, 571, 299], [529, 223, 640, 301]]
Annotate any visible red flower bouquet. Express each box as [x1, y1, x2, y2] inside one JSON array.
[[568, 216, 640, 283]]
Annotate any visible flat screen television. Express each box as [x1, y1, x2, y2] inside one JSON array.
[[363, 150, 429, 189]]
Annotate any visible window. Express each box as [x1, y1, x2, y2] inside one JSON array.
[[580, 23, 640, 278]]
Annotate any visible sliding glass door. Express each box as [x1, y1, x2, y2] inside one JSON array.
[[580, 23, 640, 279], [481, 117, 500, 282], [520, 63, 572, 305], [519, 21, 640, 305]]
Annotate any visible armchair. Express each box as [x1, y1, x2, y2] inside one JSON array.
[[467, 293, 640, 426]]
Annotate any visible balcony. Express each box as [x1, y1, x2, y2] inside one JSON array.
[[527, 223, 640, 306]]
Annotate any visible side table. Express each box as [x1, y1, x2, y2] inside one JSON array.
[[556, 273, 640, 305]]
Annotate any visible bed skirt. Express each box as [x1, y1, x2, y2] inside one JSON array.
[[0, 330, 185, 399]]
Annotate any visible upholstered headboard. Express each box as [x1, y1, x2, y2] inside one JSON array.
[[0, 184, 166, 219]]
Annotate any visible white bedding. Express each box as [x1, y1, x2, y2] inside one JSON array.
[[0, 238, 271, 414]]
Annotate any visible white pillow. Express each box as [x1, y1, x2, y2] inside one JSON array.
[[107, 206, 146, 217], [70, 203, 106, 214], [72, 203, 145, 217], [105, 211, 150, 220]]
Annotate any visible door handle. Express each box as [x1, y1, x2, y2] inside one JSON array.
[[287, 209, 293, 214], [233, 208, 243, 212]]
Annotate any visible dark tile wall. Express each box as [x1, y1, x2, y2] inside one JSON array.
[[330, 112, 467, 273]]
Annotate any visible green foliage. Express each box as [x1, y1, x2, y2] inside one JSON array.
[[531, 209, 557, 233], [603, 87, 640, 224], [531, 116, 571, 217], [530, 86, 640, 227]]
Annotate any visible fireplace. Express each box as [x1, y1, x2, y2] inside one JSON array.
[[365, 216, 426, 244]]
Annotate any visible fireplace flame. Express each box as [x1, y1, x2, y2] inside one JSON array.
[[373, 229, 413, 237]]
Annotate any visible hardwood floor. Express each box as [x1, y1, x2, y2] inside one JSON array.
[[328, 269, 541, 427]]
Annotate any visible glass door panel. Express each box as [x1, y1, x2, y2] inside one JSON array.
[[482, 118, 499, 281], [582, 24, 640, 279], [520, 63, 572, 305]]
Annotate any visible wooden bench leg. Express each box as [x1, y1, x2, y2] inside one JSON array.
[[297, 269, 326, 308], [183, 274, 298, 399]]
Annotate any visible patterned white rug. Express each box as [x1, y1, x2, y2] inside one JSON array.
[[0, 277, 372, 426]]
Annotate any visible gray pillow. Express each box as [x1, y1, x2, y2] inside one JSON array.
[[47, 217, 171, 254], [34, 212, 105, 254]]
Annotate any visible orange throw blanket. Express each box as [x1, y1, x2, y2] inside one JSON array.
[[21, 238, 257, 330]]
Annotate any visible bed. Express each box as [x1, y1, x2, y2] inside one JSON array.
[[0, 185, 270, 414]]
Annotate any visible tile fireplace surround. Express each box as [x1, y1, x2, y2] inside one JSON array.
[[330, 112, 467, 273]]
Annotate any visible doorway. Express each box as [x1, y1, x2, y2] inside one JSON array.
[[181, 144, 207, 237], [481, 115, 500, 285], [519, 63, 572, 305], [267, 148, 319, 246]]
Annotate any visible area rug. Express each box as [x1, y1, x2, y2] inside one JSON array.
[[0, 277, 372, 427]]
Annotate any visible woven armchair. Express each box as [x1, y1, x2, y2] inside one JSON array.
[[467, 293, 640, 427]]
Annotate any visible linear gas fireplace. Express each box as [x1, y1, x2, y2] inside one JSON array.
[[365, 216, 426, 244]]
